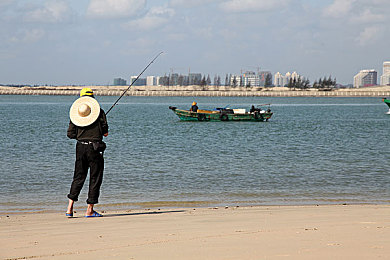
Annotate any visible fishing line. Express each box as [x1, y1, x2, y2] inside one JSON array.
[[106, 51, 163, 115]]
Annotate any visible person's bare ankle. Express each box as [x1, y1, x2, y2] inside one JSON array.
[[67, 199, 74, 214], [86, 204, 94, 215]]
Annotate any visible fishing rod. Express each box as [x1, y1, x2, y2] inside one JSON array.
[[106, 51, 163, 115]]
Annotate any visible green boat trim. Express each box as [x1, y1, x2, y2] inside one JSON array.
[[169, 106, 273, 122], [383, 98, 390, 114]]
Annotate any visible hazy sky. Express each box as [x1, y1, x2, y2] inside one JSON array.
[[1, 0, 389, 85]]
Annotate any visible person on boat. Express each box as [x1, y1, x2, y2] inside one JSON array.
[[190, 101, 198, 112], [66, 88, 109, 218]]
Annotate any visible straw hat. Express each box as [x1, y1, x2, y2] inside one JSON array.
[[69, 96, 100, 127]]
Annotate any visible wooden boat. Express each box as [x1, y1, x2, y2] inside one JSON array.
[[169, 105, 273, 122], [383, 98, 390, 114]]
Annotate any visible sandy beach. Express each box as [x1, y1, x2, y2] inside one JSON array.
[[1, 205, 389, 259]]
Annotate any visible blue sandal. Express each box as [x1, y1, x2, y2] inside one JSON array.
[[66, 212, 73, 217], [85, 211, 103, 218]]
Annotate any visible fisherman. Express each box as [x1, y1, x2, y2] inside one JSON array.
[[190, 101, 198, 112], [66, 88, 108, 218]]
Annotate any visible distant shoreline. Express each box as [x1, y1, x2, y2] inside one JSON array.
[[1, 85, 390, 97]]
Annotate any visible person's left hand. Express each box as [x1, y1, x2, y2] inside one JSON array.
[[104, 132, 108, 137]]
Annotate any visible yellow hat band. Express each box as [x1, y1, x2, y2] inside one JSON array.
[[80, 88, 94, 97]]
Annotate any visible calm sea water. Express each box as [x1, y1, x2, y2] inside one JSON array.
[[0, 95, 389, 214]]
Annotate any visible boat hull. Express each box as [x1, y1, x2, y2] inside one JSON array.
[[169, 107, 273, 122], [383, 98, 390, 108], [383, 98, 390, 114]]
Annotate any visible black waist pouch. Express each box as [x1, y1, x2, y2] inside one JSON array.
[[92, 141, 106, 153]]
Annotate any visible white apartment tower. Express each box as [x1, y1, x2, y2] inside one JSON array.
[[229, 75, 242, 86], [353, 69, 377, 88], [242, 71, 260, 86], [291, 71, 299, 81], [274, 71, 301, 87], [146, 76, 156, 86], [274, 72, 283, 87], [283, 72, 291, 87], [380, 61, 390, 86]]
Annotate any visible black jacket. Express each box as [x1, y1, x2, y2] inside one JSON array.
[[190, 105, 198, 112], [67, 109, 108, 142]]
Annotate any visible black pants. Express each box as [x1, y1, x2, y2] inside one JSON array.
[[68, 142, 104, 204]]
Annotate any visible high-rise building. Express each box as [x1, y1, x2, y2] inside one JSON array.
[[353, 70, 377, 88], [130, 76, 146, 86], [230, 71, 273, 87], [283, 72, 291, 87], [146, 76, 157, 86], [380, 61, 390, 86], [229, 75, 242, 86], [188, 73, 202, 85], [258, 71, 272, 86], [169, 73, 179, 86], [274, 72, 283, 87], [291, 71, 299, 81], [274, 71, 302, 87], [113, 78, 127, 86], [242, 71, 259, 86]]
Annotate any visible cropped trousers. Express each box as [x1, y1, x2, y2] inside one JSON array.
[[67, 142, 104, 204]]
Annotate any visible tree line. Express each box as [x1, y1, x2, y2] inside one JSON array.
[[312, 76, 337, 90], [158, 73, 337, 89], [287, 76, 336, 90], [158, 74, 221, 86]]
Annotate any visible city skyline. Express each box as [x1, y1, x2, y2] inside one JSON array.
[[1, 0, 389, 86], [67, 61, 390, 87]]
